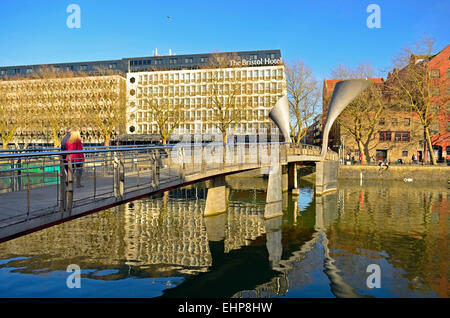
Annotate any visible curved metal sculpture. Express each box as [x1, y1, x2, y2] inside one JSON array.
[[321, 79, 372, 158], [269, 95, 291, 143]]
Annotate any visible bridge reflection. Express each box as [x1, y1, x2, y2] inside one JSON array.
[[0, 179, 445, 298]]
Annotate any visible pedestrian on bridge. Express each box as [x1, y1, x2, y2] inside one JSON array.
[[60, 127, 71, 174], [66, 129, 85, 188]]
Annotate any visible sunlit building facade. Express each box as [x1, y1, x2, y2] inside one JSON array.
[[125, 50, 286, 141]]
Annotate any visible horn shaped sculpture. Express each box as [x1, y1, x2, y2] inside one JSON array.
[[269, 95, 291, 143], [321, 79, 372, 158]]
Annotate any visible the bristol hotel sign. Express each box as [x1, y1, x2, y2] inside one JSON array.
[[230, 57, 283, 67]]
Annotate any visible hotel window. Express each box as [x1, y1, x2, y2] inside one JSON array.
[[431, 87, 440, 96], [430, 69, 440, 78], [431, 105, 440, 113], [249, 54, 258, 60], [379, 131, 391, 141], [267, 53, 276, 59], [155, 59, 162, 65], [404, 118, 410, 126], [185, 57, 193, 63], [394, 132, 410, 142], [200, 57, 207, 63], [170, 58, 177, 64]]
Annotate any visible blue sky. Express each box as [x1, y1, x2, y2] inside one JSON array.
[[0, 0, 448, 81]]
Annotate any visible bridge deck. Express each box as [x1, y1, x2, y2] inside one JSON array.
[[0, 144, 337, 241]]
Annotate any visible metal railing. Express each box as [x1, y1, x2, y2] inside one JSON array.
[[0, 142, 336, 229]]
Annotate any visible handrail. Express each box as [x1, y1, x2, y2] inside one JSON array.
[[0, 142, 295, 160]]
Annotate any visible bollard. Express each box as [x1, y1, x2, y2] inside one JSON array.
[[59, 158, 66, 212], [93, 164, 97, 198], [26, 171, 31, 219], [119, 153, 124, 198], [113, 152, 119, 198], [67, 157, 74, 213]]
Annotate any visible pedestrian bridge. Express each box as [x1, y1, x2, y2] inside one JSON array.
[[0, 142, 338, 241]]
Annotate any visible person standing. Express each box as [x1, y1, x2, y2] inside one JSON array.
[[60, 127, 71, 174], [66, 129, 85, 188]]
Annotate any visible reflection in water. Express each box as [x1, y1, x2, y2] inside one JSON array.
[[0, 177, 447, 298]]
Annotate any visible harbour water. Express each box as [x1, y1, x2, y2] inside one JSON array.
[[0, 175, 447, 298]]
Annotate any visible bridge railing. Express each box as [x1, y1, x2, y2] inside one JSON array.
[[0, 142, 336, 230]]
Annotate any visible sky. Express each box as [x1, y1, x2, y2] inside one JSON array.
[[0, 0, 449, 81]]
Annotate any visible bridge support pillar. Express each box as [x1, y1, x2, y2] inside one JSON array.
[[287, 162, 298, 192], [265, 216, 282, 269], [204, 212, 226, 242], [281, 165, 288, 192], [204, 175, 227, 217], [315, 160, 338, 196], [265, 165, 283, 219]]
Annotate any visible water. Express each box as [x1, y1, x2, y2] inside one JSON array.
[[0, 177, 447, 298]]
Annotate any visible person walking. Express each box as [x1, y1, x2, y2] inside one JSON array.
[[66, 129, 85, 188]]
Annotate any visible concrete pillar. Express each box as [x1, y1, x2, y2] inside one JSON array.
[[315, 160, 338, 196], [281, 165, 288, 192], [264, 165, 283, 219], [204, 212, 226, 242], [288, 162, 298, 193], [265, 216, 282, 269], [204, 175, 227, 217]]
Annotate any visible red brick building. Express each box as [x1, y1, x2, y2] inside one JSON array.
[[409, 45, 449, 162], [321, 45, 449, 164]]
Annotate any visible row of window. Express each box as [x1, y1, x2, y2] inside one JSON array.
[[131, 82, 284, 97], [0, 64, 118, 76], [379, 117, 411, 126], [128, 53, 278, 67], [131, 68, 284, 84], [134, 109, 270, 121], [131, 95, 281, 109], [379, 131, 410, 142], [136, 122, 274, 134], [430, 68, 450, 78]]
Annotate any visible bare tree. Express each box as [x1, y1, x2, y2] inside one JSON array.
[[387, 34, 447, 165], [0, 82, 30, 149], [328, 62, 385, 164], [387, 62, 446, 165], [391, 34, 437, 69], [204, 53, 249, 143], [88, 77, 127, 146], [285, 60, 320, 145], [144, 97, 182, 144]]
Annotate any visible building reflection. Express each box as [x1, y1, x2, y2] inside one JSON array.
[[0, 178, 446, 298]]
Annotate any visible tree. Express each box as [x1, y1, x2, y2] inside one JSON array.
[[328, 62, 385, 164], [0, 81, 30, 149], [88, 76, 127, 146], [390, 34, 437, 69], [387, 34, 447, 165], [387, 62, 445, 165], [144, 97, 182, 144], [285, 60, 320, 146], [204, 53, 249, 143]]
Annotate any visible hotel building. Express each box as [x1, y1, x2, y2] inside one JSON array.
[[0, 50, 286, 147]]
